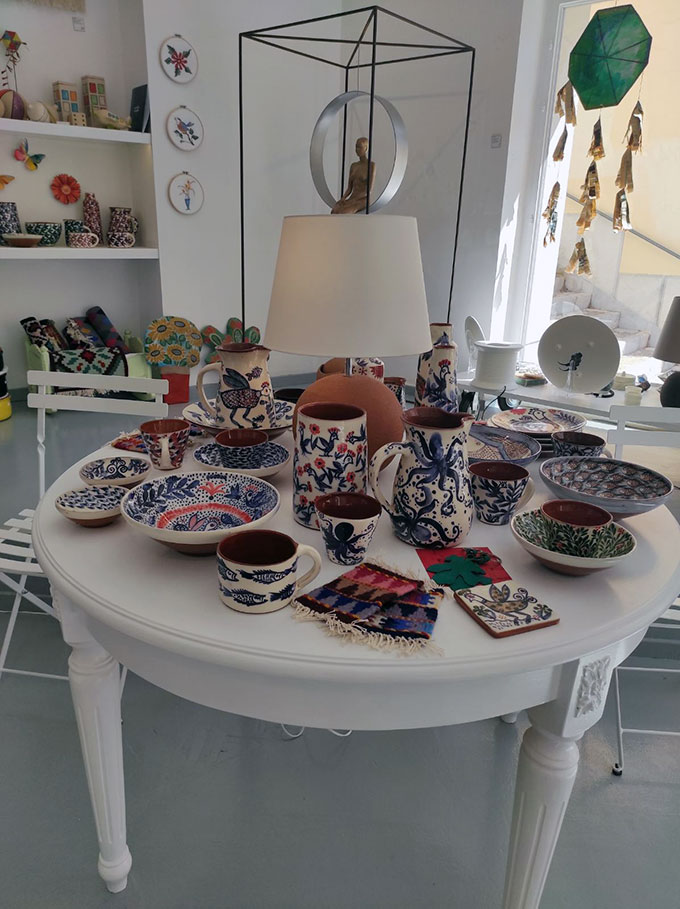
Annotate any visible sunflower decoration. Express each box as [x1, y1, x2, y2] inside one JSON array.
[[144, 315, 202, 371], [50, 173, 80, 205], [145, 342, 166, 364]]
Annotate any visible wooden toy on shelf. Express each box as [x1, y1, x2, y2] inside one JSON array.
[[52, 81, 79, 122], [69, 111, 87, 127], [81, 75, 107, 126]]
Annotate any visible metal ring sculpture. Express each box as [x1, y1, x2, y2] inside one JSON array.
[[309, 90, 408, 213]]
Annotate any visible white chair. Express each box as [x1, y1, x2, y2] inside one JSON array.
[[0, 370, 168, 684], [605, 403, 680, 774]]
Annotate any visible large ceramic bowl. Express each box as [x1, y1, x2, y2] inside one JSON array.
[[511, 508, 636, 576], [121, 471, 280, 554], [79, 456, 150, 488], [468, 422, 541, 467], [55, 485, 126, 527], [540, 456, 673, 518]]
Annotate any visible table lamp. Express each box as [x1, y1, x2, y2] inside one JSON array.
[[654, 296, 680, 407], [265, 214, 432, 454]]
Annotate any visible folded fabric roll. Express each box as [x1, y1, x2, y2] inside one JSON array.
[[63, 317, 104, 349], [20, 316, 52, 350], [39, 319, 67, 350], [86, 305, 129, 354]]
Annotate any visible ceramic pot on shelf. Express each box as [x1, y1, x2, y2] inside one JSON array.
[[82, 192, 104, 244], [415, 322, 458, 409], [369, 406, 474, 548], [196, 342, 276, 431], [0, 202, 21, 245], [107, 206, 138, 247], [293, 402, 368, 530]]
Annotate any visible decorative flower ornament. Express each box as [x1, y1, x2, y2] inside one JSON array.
[[144, 315, 202, 369], [51, 173, 80, 205], [200, 317, 261, 363]]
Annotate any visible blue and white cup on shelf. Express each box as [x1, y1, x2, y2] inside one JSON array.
[[469, 462, 534, 526], [216, 529, 321, 614]]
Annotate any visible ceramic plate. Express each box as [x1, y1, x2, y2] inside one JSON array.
[[489, 406, 586, 436], [193, 441, 290, 478], [121, 471, 280, 554], [468, 422, 541, 467], [511, 508, 636, 576], [56, 485, 126, 527], [182, 399, 293, 439], [79, 456, 150, 488], [464, 315, 485, 353], [540, 457, 673, 518], [538, 315, 620, 394]]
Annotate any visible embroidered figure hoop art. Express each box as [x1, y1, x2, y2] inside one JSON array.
[[168, 172, 204, 215], [166, 106, 204, 150], [159, 35, 197, 83]]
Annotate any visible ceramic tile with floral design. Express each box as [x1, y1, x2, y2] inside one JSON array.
[[454, 581, 559, 638]]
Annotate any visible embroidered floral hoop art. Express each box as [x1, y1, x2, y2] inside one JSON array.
[[168, 172, 204, 215], [166, 105, 204, 151], [144, 315, 202, 369], [51, 173, 80, 205], [159, 34, 197, 83]]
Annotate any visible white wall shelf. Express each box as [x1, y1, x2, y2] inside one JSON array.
[[0, 246, 159, 260], [0, 117, 150, 145]]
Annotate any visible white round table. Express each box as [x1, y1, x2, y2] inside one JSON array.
[[33, 436, 680, 907]]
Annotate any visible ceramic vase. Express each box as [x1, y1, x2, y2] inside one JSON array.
[[196, 342, 276, 430], [415, 322, 458, 411], [82, 192, 104, 244], [293, 403, 368, 529], [369, 406, 474, 548], [0, 202, 21, 245]]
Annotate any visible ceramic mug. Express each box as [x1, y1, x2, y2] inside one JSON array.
[[470, 462, 535, 525], [540, 499, 612, 557], [217, 529, 322, 613], [315, 492, 381, 565], [67, 230, 99, 249], [140, 418, 190, 470], [552, 431, 611, 459], [293, 402, 368, 529], [107, 231, 136, 249]]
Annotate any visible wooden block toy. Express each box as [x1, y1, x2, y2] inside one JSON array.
[[52, 81, 80, 122], [81, 75, 107, 126], [69, 111, 87, 127]]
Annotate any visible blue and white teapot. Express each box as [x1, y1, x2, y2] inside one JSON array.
[[369, 407, 474, 548]]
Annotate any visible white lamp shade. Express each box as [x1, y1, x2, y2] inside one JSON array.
[[264, 214, 431, 358], [654, 296, 680, 363]]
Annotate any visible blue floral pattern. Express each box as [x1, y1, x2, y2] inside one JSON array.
[[471, 473, 529, 525], [193, 441, 288, 473], [57, 485, 126, 512], [79, 457, 150, 485]]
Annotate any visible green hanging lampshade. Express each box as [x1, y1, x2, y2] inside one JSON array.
[[569, 4, 652, 110]]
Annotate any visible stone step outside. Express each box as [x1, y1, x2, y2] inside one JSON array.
[[583, 307, 621, 328], [613, 327, 651, 355]]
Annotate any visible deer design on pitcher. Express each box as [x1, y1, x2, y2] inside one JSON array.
[[196, 343, 275, 430]]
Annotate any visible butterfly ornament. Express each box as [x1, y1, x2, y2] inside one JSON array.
[[0, 174, 14, 190], [14, 138, 44, 171]]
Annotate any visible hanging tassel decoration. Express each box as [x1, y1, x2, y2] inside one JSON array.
[[542, 181, 560, 247], [625, 101, 643, 152], [613, 189, 632, 231], [588, 117, 605, 160], [552, 126, 568, 162], [579, 160, 600, 203], [576, 198, 597, 235], [554, 81, 577, 126], [565, 238, 591, 276], [616, 147, 634, 193]]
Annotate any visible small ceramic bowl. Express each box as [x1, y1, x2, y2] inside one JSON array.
[[79, 456, 151, 488], [215, 429, 268, 448], [315, 492, 381, 565], [194, 440, 290, 478], [25, 222, 62, 246], [511, 508, 636, 576], [2, 233, 41, 248], [55, 485, 126, 527], [540, 499, 612, 557], [552, 431, 609, 458]]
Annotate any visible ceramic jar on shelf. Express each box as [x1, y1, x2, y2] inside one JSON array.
[[0, 201, 21, 244], [107, 206, 138, 248], [415, 322, 459, 412], [196, 342, 276, 431], [369, 406, 474, 548], [82, 192, 104, 244], [293, 402, 368, 529]]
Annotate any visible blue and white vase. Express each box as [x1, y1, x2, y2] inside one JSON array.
[[369, 406, 474, 548], [293, 402, 368, 529], [415, 323, 459, 412]]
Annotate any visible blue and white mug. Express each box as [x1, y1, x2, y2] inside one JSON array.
[[470, 461, 534, 525], [552, 431, 610, 459], [315, 492, 381, 565], [217, 529, 321, 614]]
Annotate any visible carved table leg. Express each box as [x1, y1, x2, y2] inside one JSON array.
[[56, 594, 131, 893], [503, 652, 614, 909]]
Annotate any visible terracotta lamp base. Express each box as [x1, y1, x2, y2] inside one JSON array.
[[295, 374, 404, 459]]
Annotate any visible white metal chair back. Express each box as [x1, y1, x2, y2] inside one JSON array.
[[607, 404, 680, 461], [27, 369, 168, 499]]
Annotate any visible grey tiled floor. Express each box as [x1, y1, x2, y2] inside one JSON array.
[[1, 401, 680, 909]]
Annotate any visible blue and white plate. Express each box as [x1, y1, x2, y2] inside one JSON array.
[[79, 456, 151, 488], [121, 471, 280, 554], [489, 406, 586, 436], [193, 441, 290, 478], [182, 399, 293, 439], [56, 485, 126, 526], [469, 422, 541, 467]]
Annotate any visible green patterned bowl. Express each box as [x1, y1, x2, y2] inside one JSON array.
[[511, 508, 636, 576], [25, 221, 62, 246]]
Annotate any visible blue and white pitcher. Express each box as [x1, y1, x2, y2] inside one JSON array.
[[415, 322, 459, 411], [369, 407, 474, 548]]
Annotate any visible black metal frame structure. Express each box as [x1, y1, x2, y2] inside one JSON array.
[[239, 6, 476, 324]]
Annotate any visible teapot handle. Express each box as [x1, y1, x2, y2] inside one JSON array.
[[369, 442, 408, 517], [196, 364, 220, 418]]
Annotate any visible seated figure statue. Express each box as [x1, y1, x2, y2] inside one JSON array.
[[331, 137, 376, 214]]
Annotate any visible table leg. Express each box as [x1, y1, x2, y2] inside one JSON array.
[[56, 594, 131, 893], [502, 652, 615, 909]]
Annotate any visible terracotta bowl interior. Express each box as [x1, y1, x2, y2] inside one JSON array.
[[315, 492, 381, 521], [217, 342, 269, 354], [384, 376, 406, 387], [215, 429, 267, 448], [140, 418, 189, 435], [541, 499, 611, 527], [218, 529, 296, 566], [553, 431, 605, 447], [469, 462, 528, 481], [403, 407, 473, 430], [298, 402, 366, 422]]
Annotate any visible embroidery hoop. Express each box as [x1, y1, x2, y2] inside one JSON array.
[[168, 171, 204, 215], [166, 105, 204, 151], [159, 34, 198, 83]]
